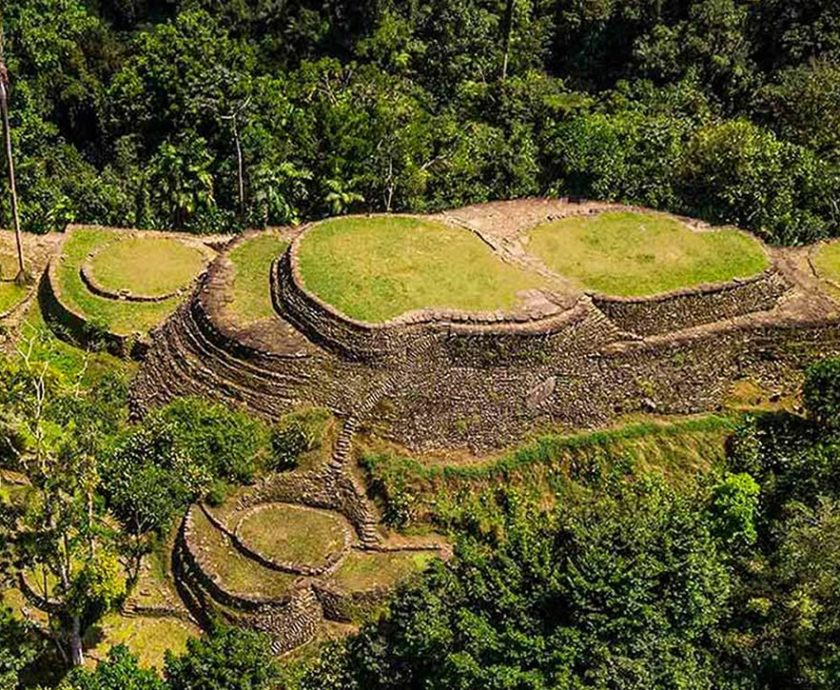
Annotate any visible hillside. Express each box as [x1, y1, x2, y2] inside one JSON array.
[[1, 1, 840, 689]]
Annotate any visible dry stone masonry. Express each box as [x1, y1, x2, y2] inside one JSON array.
[[131, 199, 840, 453]]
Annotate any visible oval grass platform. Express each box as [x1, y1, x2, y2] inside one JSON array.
[[812, 241, 840, 291], [236, 504, 352, 571], [56, 228, 208, 336], [296, 216, 546, 322], [526, 210, 769, 297], [226, 232, 289, 324], [88, 235, 207, 299], [189, 506, 296, 601]]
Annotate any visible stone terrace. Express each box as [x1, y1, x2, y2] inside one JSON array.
[[131, 199, 840, 453]]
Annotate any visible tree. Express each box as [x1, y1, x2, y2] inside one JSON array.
[[0, 605, 40, 689], [0, 355, 125, 666], [164, 626, 277, 690], [66, 644, 165, 690], [709, 472, 760, 546], [0, 28, 27, 283], [804, 358, 840, 431]]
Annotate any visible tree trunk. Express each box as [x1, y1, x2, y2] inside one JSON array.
[[0, 80, 25, 283], [232, 118, 245, 220], [70, 615, 84, 666], [501, 0, 515, 81]]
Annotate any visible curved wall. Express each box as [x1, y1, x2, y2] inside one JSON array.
[[592, 268, 791, 336], [272, 236, 598, 366]]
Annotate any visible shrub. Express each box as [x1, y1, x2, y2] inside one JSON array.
[[710, 472, 761, 546], [804, 358, 840, 431], [150, 397, 269, 483], [165, 625, 277, 690], [270, 423, 309, 471], [205, 479, 231, 507], [269, 408, 330, 471]]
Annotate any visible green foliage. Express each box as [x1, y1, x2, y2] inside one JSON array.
[[2, 0, 840, 242], [303, 478, 733, 690], [709, 472, 760, 546], [269, 407, 331, 472], [0, 352, 128, 666], [676, 119, 835, 244], [270, 424, 309, 472], [0, 605, 41, 689], [67, 644, 166, 690], [164, 625, 277, 690], [104, 397, 269, 534], [148, 397, 268, 484], [804, 358, 840, 430]]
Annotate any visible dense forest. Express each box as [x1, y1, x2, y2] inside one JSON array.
[[2, 0, 839, 243]]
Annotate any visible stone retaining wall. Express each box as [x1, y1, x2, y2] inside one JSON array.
[[79, 231, 215, 303], [202, 502, 353, 577], [273, 246, 597, 366], [40, 259, 143, 358], [312, 582, 388, 623], [592, 268, 791, 337], [180, 506, 295, 612]]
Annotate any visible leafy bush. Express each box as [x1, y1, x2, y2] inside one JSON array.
[[270, 424, 309, 472], [269, 408, 331, 471], [164, 625, 277, 690], [804, 358, 840, 430], [149, 397, 269, 483], [104, 397, 270, 533]]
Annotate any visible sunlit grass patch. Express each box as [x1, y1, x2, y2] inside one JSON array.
[[90, 236, 206, 298], [58, 228, 188, 335], [332, 550, 436, 591], [813, 241, 840, 288], [237, 504, 349, 568], [85, 613, 199, 670], [527, 211, 768, 297], [297, 216, 545, 322], [227, 232, 289, 323]]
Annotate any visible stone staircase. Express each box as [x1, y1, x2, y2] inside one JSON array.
[[268, 587, 323, 655]]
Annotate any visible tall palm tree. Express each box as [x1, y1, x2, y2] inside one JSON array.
[[0, 28, 26, 284]]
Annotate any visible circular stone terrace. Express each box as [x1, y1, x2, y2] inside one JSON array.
[[41, 227, 224, 356], [81, 234, 212, 302], [271, 206, 778, 360], [135, 198, 840, 453]]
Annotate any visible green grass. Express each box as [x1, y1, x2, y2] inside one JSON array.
[[237, 504, 349, 567], [85, 613, 198, 670], [362, 414, 738, 524], [19, 302, 133, 383], [58, 228, 185, 335], [0, 282, 27, 313], [297, 216, 545, 322], [527, 211, 768, 297], [90, 236, 206, 297], [333, 550, 436, 591], [813, 241, 840, 286], [191, 508, 295, 599], [227, 232, 289, 323]]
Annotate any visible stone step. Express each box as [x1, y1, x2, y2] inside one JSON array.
[[182, 303, 314, 390]]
